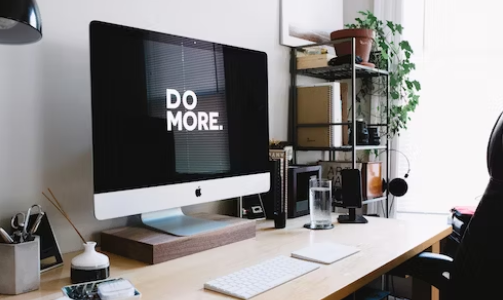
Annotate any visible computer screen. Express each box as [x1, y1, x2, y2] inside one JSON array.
[[90, 21, 270, 196]]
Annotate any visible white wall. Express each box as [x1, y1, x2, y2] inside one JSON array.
[[344, 0, 374, 24], [0, 0, 293, 253]]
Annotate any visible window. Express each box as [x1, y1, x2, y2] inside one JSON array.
[[396, 0, 503, 213]]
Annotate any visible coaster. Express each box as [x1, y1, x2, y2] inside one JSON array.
[[303, 223, 334, 230]]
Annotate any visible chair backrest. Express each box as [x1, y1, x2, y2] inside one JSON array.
[[451, 111, 503, 299]]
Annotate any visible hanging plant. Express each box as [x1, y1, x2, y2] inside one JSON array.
[[345, 10, 421, 137]]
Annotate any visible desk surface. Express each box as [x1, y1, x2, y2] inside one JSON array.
[[1, 214, 451, 300]]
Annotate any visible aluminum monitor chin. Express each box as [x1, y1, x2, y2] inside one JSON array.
[[89, 21, 270, 234]]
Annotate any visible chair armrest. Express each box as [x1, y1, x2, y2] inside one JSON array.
[[415, 252, 453, 273], [390, 252, 453, 291]]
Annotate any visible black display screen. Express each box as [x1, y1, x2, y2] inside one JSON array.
[[90, 21, 269, 193]]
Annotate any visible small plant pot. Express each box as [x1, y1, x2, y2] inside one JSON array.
[[330, 29, 375, 64]]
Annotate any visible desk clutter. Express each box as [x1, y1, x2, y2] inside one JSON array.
[[265, 141, 385, 227], [0, 205, 64, 294], [0, 238, 40, 295], [318, 160, 383, 205], [41, 189, 111, 284], [61, 278, 141, 300], [2, 204, 44, 244], [0, 204, 46, 295]]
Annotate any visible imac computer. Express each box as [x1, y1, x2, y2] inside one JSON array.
[[89, 21, 270, 236]]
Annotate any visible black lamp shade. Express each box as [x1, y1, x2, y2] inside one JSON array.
[[0, 0, 42, 44]]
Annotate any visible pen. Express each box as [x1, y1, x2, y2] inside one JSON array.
[[0, 227, 14, 244]]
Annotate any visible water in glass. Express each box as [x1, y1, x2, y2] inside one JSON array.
[[309, 179, 332, 229]]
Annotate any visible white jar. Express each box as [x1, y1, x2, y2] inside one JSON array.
[[71, 242, 110, 284]]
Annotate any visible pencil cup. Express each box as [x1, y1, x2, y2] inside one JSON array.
[[0, 238, 40, 295]]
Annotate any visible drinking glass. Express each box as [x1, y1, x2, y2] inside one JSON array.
[[305, 178, 333, 230]]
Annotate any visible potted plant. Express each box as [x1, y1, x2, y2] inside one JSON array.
[[330, 28, 375, 66], [345, 11, 421, 137]]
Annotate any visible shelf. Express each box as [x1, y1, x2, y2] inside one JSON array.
[[354, 145, 387, 150], [294, 37, 354, 48], [334, 196, 386, 208], [296, 145, 386, 152], [362, 197, 386, 205], [297, 123, 388, 128], [297, 122, 350, 128], [296, 64, 389, 81]]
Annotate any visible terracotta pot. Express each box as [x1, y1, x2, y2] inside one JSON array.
[[330, 29, 375, 63]]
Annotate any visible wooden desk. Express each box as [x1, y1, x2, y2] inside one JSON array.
[[1, 214, 451, 300]]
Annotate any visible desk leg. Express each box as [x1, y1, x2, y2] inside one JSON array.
[[430, 242, 440, 300], [411, 241, 440, 300]]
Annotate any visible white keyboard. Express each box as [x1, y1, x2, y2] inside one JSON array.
[[204, 256, 320, 299]]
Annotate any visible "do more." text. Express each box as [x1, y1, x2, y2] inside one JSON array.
[[166, 89, 223, 131]]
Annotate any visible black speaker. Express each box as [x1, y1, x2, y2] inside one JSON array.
[[287, 165, 322, 218], [263, 160, 282, 220], [338, 169, 368, 224], [340, 169, 363, 209]]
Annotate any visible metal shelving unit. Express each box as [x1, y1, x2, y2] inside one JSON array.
[[297, 63, 389, 81], [290, 37, 391, 218]]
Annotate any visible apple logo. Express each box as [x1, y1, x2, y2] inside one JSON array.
[[195, 187, 202, 197]]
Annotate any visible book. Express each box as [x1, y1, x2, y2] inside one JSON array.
[[318, 161, 363, 196], [291, 242, 360, 264], [340, 83, 349, 145], [296, 83, 342, 148]]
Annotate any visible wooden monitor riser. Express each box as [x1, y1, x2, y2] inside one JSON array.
[[101, 213, 256, 264]]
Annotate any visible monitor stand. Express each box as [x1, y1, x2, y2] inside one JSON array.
[[141, 207, 229, 236], [337, 208, 368, 224]]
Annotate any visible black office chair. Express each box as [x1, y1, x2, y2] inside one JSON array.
[[397, 111, 503, 299]]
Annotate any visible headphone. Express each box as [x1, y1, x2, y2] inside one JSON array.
[[381, 149, 411, 197]]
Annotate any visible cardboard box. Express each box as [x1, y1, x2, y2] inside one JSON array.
[[297, 54, 335, 69]]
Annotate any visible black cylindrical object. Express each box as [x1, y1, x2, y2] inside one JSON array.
[[274, 212, 286, 229], [348, 120, 369, 145], [367, 127, 380, 145]]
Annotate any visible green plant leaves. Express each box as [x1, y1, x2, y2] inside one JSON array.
[[346, 11, 421, 138], [399, 40, 413, 53], [412, 80, 421, 91], [395, 24, 403, 34], [381, 49, 389, 60], [387, 21, 395, 32]]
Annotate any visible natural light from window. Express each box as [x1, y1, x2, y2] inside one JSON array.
[[396, 0, 503, 213]]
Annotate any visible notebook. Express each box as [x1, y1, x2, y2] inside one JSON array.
[[291, 242, 360, 264], [296, 83, 342, 148]]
